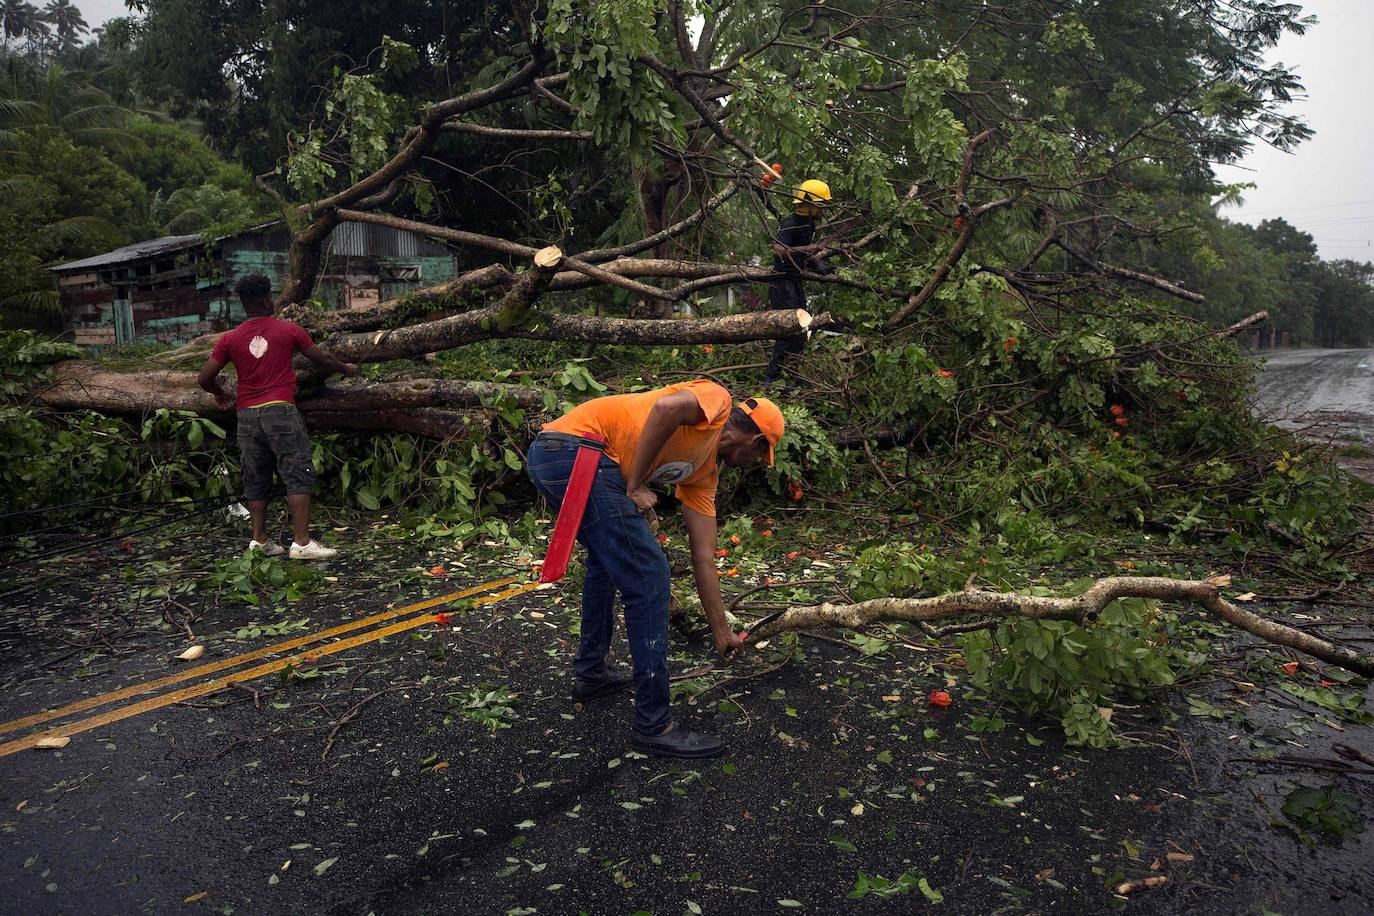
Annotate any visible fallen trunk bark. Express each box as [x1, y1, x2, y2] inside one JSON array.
[[299, 377, 548, 411], [745, 575, 1374, 676], [301, 407, 487, 439], [323, 307, 820, 363], [276, 255, 851, 338], [34, 364, 548, 435]]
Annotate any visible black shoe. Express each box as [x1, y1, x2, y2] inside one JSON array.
[[572, 670, 633, 701], [631, 723, 724, 759]]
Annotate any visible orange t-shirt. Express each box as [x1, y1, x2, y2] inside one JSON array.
[[542, 379, 733, 516]]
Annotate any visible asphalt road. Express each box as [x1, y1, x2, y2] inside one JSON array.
[[1254, 347, 1374, 445]]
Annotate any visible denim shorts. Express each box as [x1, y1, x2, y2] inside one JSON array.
[[236, 404, 315, 500]]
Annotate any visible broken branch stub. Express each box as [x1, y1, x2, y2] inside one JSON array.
[[745, 575, 1374, 677], [533, 245, 564, 269]]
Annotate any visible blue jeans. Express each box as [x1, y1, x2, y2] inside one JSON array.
[[526, 437, 672, 734]]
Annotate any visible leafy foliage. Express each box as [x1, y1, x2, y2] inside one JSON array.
[[959, 598, 1182, 747], [1277, 784, 1364, 846], [202, 551, 321, 605], [447, 684, 519, 730], [0, 328, 79, 395]]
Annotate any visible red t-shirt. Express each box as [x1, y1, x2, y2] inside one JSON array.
[[211, 317, 313, 409]]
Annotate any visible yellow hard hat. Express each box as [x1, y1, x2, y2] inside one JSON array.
[[793, 179, 831, 205]]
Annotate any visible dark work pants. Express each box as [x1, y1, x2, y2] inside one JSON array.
[[526, 438, 672, 734], [765, 279, 806, 385]]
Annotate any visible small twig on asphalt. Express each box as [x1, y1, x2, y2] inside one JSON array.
[[229, 680, 269, 712], [1226, 755, 1374, 777], [801, 631, 867, 653], [692, 652, 795, 700], [1334, 743, 1374, 768], [671, 664, 716, 681], [321, 682, 422, 763]]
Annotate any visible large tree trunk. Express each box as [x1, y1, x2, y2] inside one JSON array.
[[33, 364, 548, 437], [321, 306, 819, 363]]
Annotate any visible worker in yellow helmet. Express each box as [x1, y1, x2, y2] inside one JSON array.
[[765, 178, 835, 388]]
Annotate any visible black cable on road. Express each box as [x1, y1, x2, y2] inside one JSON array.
[[0, 463, 223, 522], [0, 493, 246, 573], [0, 489, 247, 543]]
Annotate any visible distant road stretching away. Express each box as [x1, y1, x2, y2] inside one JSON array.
[[1255, 348, 1374, 442], [1255, 348, 1374, 481]]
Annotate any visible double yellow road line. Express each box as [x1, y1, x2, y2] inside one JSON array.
[[0, 574, 541, 758]]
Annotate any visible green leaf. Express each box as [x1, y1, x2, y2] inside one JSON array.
[[313, 857, 338, 876]]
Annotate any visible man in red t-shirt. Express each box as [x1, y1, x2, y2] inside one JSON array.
[[198, 274, 357, 560]]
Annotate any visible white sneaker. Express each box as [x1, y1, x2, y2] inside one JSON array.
[[289, 540, 337, 561], [248, 539, 285, 557]]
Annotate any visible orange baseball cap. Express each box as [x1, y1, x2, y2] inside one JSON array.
[[738, 396, 785, 465]]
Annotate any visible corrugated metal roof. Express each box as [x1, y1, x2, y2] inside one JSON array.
[[48, 234, 206, 273], [50, 218, 455, 273]]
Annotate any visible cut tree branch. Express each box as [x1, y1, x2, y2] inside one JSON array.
[[887, 131, 1013, 328], [1056, 241, 1206, 304], [324, 307, 822, 362], [744, 575, 1374, 676], [1218, 310, 1268, 338]]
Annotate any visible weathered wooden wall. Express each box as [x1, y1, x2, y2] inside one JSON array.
[[55, 223, 460, 349]]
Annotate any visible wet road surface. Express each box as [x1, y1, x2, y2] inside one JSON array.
[[1255, 348, 1374, 445]]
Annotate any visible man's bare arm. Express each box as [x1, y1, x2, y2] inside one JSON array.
[[623, 390, 706, 511], [682, 505, 745, 658], [300, 344, 358, 377], [196, 356, 234, 411]]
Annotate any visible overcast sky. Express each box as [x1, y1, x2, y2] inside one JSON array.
[[1212, 0, 1374, 261], [73, 0, 1371, 261]]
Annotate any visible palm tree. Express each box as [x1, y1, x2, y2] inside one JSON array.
[[151, 185, 259, 234], [0, 174, 120, 316], [2, 0, 44, 52], [43, 0, 86, 52], [0, 59, 142, 156]]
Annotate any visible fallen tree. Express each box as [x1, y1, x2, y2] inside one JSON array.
[[13, 0, 1364, 733]]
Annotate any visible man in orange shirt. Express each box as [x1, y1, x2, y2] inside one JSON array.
[[528, 380, 784, 758]]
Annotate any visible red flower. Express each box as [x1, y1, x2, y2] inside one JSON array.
[[725, 568, 740, 577], [1110, 405, 1125, 418], [429, 565, 447, 576], [787, 480, 804, 501], [761, 530, 773, 538], [434, 612, 452, 625], [786, 551, 800, 560], [936, 369, 953, 378], [715, 548, 730, 557], [656, 533, 669, 545], [1114, 417, 1128, 428], [1281, 661, 1299, 676], [701, 345, 714, 354], [927, 690, 952, 707]]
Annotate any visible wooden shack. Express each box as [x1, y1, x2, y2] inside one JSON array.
[[51, 221, 459, 348]]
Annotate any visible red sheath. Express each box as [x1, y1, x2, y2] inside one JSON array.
[[538, 434, 607, 583]]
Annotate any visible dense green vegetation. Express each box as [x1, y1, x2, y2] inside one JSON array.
[[0, 29, 272, 323]]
